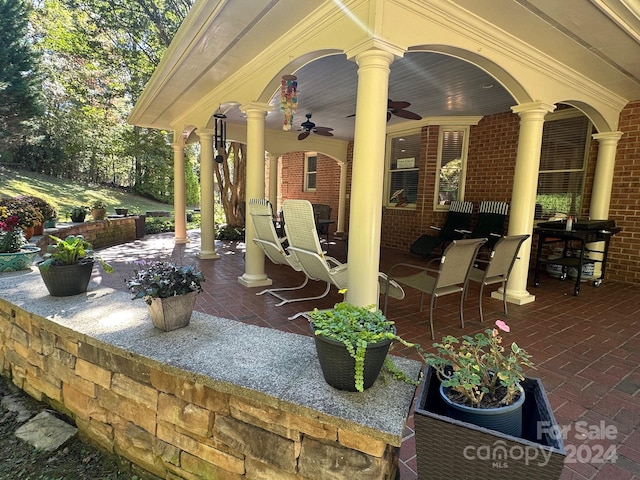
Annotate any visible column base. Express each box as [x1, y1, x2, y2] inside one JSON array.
[[197, 251, 220, 260], [174, 236, 189, 244], [491, 288, 536, 305], [238, 275, 273, 288]]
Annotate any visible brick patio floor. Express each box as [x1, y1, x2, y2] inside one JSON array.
[[96, 230, 640, 480]]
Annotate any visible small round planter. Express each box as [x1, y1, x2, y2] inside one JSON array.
[[0, 246, 40, 273], [43, 218, 57, 228], [70, 212, 86, 223], [115, 208, 128, 216], [311, 324, 392, 391], [38, 261, 94, 296], [439, 384, 525, 437], [147, 291, 197, 332]]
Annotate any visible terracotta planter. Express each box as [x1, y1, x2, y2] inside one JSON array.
[[147, 291, 197, 331], [0, 246, 40, 273], [33, 224, 44, 236], [38, 261, 94, 296], [91, 208, 107, 220], [414, 366, 566, 480], [22, 227, 35, 240]]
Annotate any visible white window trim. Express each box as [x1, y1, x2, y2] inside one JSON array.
[[304, 152, 317, 192], [434, 126, 470, 211], [384, 126, 422, 209]]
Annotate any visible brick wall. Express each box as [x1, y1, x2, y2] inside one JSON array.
[[36, 217, 137, 252], [280, 100, 640, 285], [0, 299, 400, 480]]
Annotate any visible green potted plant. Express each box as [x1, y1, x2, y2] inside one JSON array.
[[24, 196, 57, 233], [38, 235, 114, 296], [69, 205, 90, 223], [414, 321, 566, 479], [126, 261, 205, 331], [0, 207, 40, 272], [309, 297, 419, 392], [0, 197, 44, 239], [90, 200, 108, 220]]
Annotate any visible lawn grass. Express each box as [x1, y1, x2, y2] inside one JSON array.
[[0, 166, 178, 219]]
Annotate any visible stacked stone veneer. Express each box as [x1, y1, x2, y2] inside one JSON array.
[[0, 293, 415, 480]]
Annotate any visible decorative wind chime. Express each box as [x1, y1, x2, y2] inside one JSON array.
[[280, 75, 298, 131]]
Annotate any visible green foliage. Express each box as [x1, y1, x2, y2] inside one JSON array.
[[126, 261, 204, 305], [423, 320, 535, 408], [215, 225, 245, 241], [0, 0, 44, 151], [185, 153, 200, 207], [39, 234, 114, 273], [536, 193, 582, 218], [310, 301, 418, 392]]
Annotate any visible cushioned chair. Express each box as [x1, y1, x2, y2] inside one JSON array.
[[385, 238, 486, 340], [465, 201, 509, 251], [282, 199, 404, 319], [468, 234, 529, 323], [409, 201, 474, 258], [249, 199, 331, 306]]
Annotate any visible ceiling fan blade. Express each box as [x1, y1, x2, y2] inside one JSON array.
[[388, 100, 411, 109], [346, 113, 356, 118], [386, 111, 392, 122], [315, 130, 334, 137], [394, 109, 422, 120], [298, 131, 310, 140], [314, 126, 333, 132]]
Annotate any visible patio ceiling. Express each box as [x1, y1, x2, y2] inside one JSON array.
[[129, 0, 640, 140]]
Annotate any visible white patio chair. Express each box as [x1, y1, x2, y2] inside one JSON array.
[[249, 198, 332, 306], [282, 199, 404, 319]]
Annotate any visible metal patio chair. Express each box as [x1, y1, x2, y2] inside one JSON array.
[[464, 201, 510, 251], [282, 199, 405, 319], [385, 238, 486, 340], [467, 234, 529, 323], [409, 200, 474, 258], [249, 198, 331, 306]]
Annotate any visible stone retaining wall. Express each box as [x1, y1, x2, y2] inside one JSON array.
[[0, 285, 418, 480], [37, 217, 137, 251]]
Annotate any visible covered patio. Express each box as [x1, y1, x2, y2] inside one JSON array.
[[95, 231, 640, 480]]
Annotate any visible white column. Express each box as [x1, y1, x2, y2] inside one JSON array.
[[172, 141, 188, 244], [336, 160, 347, 235], [347, 49, 395, 307], [588, 131, 623, 277], [197, 129, 220, 259], [268, 152, 280, 209], [238, 102, 272, 288], [495, 102, 556, 305]]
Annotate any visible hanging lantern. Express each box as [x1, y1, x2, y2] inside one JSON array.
[[280, 75, 298, 131]]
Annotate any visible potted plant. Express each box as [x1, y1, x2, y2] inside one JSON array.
[[0, 207, 40, 272], [415, 321, 566, 479], [38, 235, 114, 296], [69, 206, 90, 223], [25, 196, 57, 234], [0, 197, 44, 239], [90, 200, 108, 220], [309, 298, 419, 392], [114, 207, 128, 216], [126, 261, 204, 331]]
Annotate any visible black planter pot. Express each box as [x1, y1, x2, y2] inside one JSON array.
[[311, 324, 392, 391], [414, 365, 566, 480], [38, 261, 94, 296], [70, 212, 86, 223]]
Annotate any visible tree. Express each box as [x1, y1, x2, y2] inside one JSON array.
[[0, 0, 43, 153], [214, 141, 246, 227]]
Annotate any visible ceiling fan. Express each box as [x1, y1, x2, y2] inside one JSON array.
[[347, 100, 422, 122], [297, 113, 334, 140]]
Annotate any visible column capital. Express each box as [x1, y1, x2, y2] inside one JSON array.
[[240, 102, 272, 117], [592, 131, 623, 144], [196, 128, 215, 141], [511, 101, 556, 118], [345, 38, 404, 61]]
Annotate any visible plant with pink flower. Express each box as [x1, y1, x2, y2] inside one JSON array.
[[422, 320, 534, 408], [0, 206, 27, 253]]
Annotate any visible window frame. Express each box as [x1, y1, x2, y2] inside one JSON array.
[[433, 125, 470, 211], [384, 127, 422, 209], [304, 152, 317, 192]]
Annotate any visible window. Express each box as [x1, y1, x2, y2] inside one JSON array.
[[386, 132, 421, 208], [536, 110, 591, 218], [434, 127, 469, 209], [304, 152, 317, 191]]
